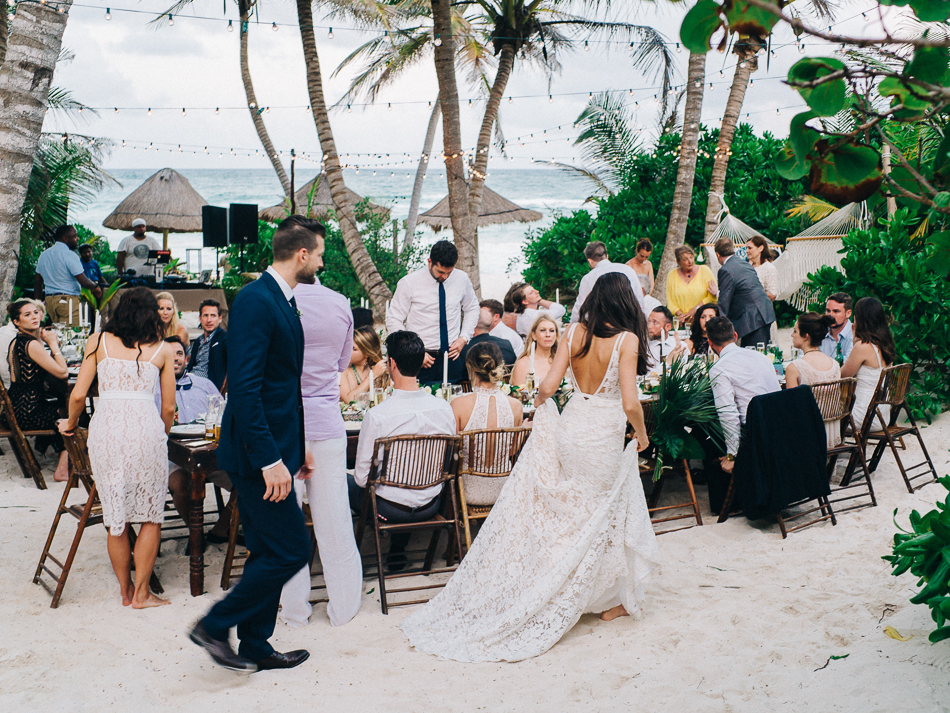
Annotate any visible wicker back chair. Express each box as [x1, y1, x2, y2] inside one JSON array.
[[457, 427, 531, 552], [354, 434, 463, 614], [33, 429, 162, 607], [858, 364, 938, 493], [0, 378, 50, 489]]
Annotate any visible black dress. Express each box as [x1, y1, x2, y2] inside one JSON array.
[[3, 333, 64, 453]]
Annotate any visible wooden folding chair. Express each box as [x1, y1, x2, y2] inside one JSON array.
[[0, 379, 51, 489], [33, 429, 162, 607], [810, 378, 876, 514], [457, 427, 530, 553], [354, 434, 463, 614], [857, 364, 938, 493], [637, 400, 703, 534]]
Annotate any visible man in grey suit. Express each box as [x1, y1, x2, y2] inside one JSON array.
[[713, 238, 775, 348]]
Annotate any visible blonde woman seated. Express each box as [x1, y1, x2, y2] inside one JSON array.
[[452, 342, 524, 507], [156, 292, 190, 349], [340, 327, 389, 403], [510, 315, 559, 388], [785, 312, 841, 446]]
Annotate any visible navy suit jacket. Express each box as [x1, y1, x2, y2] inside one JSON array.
[[716, 256, 776, 339], [187, 327, 228, 391], [217, 272, 305, 478], [459, 333, 517, 367]]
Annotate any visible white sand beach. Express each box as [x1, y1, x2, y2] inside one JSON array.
[[2, 416, 949, 712]]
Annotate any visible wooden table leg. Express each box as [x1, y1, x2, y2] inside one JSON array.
[[189, 467, 207, 596]]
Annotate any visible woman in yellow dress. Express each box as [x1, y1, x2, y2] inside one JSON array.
[[665, 246, 717, 325]]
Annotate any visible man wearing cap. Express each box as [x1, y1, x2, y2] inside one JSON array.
[[116, 218, 161, 276]]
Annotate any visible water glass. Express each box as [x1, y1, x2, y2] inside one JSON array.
[[450, 385, 464, 401], [756, 342, 766, 353]]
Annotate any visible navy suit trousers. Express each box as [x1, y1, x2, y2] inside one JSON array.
[[201, 469, 310, 661]]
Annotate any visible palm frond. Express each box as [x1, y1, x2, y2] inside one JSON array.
[[785, 194, 838, 222], [549, 161, 612, 202], [572, 91, 640, 190]]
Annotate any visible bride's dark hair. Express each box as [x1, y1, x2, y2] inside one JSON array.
[[576, 272, 650, 375], [91, 287, 165, 370]]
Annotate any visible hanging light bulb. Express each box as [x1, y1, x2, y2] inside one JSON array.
[[147, 108, 152, 116], [272, 22, 278, 31], [798, 43, 805, 54], [387, 103, 392, 111], [105, 7, 111, 20], [549, 95, 553, 103], [862, 11, 869, 21], [709, 82, 714, 91], [168, 13, 174, 26], [776, 108, 781, 115], [434, 34, 442, 46], [508, 97, 513, 104], [182, 108, 186, 116], [739, 61, 747, 68], [215, 107, 220, 115], [114, 107, 118, 114], [228, 19, 233, 32], [675, 42, 681, 53], [347, 104, 351, 113], [694, 80, 701, 88], [584, 41, 589, 52], [328, 27, 334, 39]]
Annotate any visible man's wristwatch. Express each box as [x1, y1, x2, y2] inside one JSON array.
[[724, 454, 736, 462]]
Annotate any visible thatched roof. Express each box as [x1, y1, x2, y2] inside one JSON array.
[[418, 186, 543, 232], [258, 174, 390, 223], [102, 168, 208, 233]]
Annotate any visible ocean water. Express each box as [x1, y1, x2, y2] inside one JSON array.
[[70, 168, 592, 296]]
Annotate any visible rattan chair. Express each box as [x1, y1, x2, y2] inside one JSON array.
[[33, 429, 162, 607], [856, 363, 938, 493], [354, 434, 463, 614], [0, 379, 51, 489], [457, 427, 531, 552], [637, 399, 703, 534], [809, 378, 876, 515]]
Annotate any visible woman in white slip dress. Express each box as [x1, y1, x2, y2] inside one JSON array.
[[785, 313, 841, 446], [842, 297, 895, 433], [60, 288, 176, 609], [451, 342, 524, 506], [402, 273, 659, 662]]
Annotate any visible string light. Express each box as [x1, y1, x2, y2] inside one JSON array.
[[182, 108, 186, 116], [434, 34, 442, 46], [105, 7, 111, 20], [549, 95, 553, 103], [271, 22, 278, 31], [863, 11, 869, 21], [675, 43, 681, 53], [227, 19, 233, 32], [147, 108, 152, 116], [584, 41, 589, 52], [328, 27, 334, 39], [709, 82, 714, 91], [168, 13, 174, 26]]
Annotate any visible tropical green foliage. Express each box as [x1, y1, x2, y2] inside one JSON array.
[[883, 476, 950, 644], [804, 209, 950, 420], [520, 123, 808, 302]]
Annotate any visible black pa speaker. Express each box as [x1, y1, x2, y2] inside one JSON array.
[[202, 205, 229, 248], [229, 203, 259, 245]]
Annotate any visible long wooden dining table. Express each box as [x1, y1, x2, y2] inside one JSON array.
[[166, 437, 218, 596]]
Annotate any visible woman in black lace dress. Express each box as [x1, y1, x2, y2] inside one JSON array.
[[684, 303, 721, 358], [3, 300, 70, 481]]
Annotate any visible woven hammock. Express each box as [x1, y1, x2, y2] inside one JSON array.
[[774, 202, 867, 310], [701, 195, 782, 278]]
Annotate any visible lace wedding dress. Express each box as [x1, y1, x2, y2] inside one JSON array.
[[401, 328, 660, 662], [87, 336, 169, 536]]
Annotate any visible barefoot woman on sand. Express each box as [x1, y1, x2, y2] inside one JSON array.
[[60, 287, 176, 608]]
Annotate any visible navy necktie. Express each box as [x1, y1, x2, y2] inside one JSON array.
[[289, 295, 298, 313], [438, 282, 449, 353]]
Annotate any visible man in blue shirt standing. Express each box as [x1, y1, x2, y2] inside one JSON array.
[[78, 244, 108, 288], [819, 292, 854, 365], [35, 225, 102, 324]]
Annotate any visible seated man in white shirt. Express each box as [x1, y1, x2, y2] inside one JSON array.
[[348, 331, 456, 571], [646, 306, 679, 372], [481, 299, 524, 356], [705, 316, 781, 513]]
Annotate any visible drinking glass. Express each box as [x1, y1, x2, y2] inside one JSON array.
[[356, 392, 371, 411], [204, 396, 219, 439], [450, 385, 464, 401], [756, 342, 765, 353]]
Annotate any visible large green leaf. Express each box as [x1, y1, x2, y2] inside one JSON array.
[[878, 0, 950, 21], [808, 141, 883, 205], [887, 164, 922, 209], [906, 46, 950, 84], [680, 0, 723, 54], [925, 231, 950, 278], [879, 76, 932, 121], [777, 142, 810, 180], [788, 57, 846, 116], [723, 0, 780, 36], [789, 110, 820, 160], [932, 129, 950, 185]]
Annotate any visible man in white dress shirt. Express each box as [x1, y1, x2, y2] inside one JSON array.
[[570, 241, 647, 323], [386, 240, 479, 384], [646, 306, 679, 371], [348, 331, 456, 570], [706, 316, 780, 513], [481, 299, 525, 356]]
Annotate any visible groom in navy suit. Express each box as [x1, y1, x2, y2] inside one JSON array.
[[191, 216, 325, 673]]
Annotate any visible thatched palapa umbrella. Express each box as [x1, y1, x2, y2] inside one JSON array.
[[418, 186, 542, 232], [258, 173, 390, 222], [103, 168, 208, 249]]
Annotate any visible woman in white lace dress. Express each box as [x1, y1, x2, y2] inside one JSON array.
[[842, 297, 894, 433], [785, 313, 841, 445], [60, 288, 176, 609], [402, 273, 659, 662], [451, 342, 524, 507]]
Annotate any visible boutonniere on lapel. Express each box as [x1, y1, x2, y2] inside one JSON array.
[[295, 309, 303, 318]]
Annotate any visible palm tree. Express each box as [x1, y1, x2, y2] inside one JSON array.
[[297, 0, 394, 312], [154, 0, 292, 197], [654, 51, 705, 301], [0, 0, 73, 303], [0, 2, 9, 66]]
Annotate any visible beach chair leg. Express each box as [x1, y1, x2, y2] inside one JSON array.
[[51, 484, 98, 609]]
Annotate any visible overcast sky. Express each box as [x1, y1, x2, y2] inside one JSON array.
[[45, 0, 901, 172]]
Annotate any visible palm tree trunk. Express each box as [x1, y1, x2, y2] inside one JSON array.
[[430, 0, 478, 293], [404, 95, 441, 251], [702, 46, 759, 240], [240, 2, 291, 198], [296, 0, 392, 312], [0, 1, 8, 67], [655, 51, 706, 302], [0, 0, 71, 303]]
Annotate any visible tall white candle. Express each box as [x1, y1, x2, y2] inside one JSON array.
[[555, 288, 560, 304], [94, 311, 101, 333], [68, 299, 73, 326], [530, 342, 536, 374], [442, 351, 449, 389], [369, 367, 376, 401]]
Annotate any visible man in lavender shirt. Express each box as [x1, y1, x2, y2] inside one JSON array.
[[279, 281, 363, 627]]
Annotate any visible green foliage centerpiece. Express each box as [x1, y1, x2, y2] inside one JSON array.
[[649, 357, 724, 482], [883, 476, 950, 644]]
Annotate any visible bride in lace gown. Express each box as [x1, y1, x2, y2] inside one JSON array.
[[60, 288, 176, 609], [401, 273, 660, 662]]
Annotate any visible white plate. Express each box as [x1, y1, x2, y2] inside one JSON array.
[[170, 424, 206, 437]]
